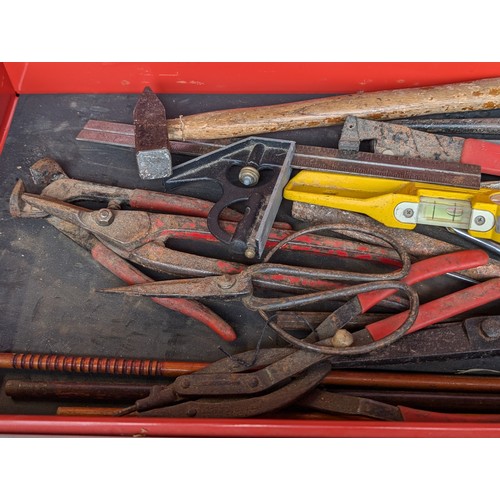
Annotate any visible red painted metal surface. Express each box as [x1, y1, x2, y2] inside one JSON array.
[[1, 415, 500, 437], [3, 61, 500, 436], [461, 138, 500, 175], [0, 63, 17, 154], [4, 62, 500, 94]]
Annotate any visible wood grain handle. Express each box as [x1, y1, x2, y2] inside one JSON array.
[[165, 77, 500, 140]]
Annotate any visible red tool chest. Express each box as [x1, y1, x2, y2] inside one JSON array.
[[2, 61, 500, 437]]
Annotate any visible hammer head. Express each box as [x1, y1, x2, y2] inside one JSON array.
[[134, 87, 172, 179]]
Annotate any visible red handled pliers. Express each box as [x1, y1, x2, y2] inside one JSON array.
[[11, 176, 412, 341]]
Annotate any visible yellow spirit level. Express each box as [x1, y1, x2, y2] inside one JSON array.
[[283, 171, 500, 242]]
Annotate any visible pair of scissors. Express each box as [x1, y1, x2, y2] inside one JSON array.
[[102, 222, 492, 355]]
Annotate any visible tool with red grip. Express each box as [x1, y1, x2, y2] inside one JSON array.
[[339, 115, 500, 176], [45, 216, 237, 341], [364, 277, 500, 342], [101, 229, 491, 355], [298, 390, 500, 423]]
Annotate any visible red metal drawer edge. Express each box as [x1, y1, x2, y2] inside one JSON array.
[[5, 62, 500, 94], [0, 63, 17, 155], [4, 61, 500, 436], [0, 415, 499, 437]]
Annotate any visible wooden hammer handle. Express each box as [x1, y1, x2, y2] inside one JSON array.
[[166, 77, 500, 140]]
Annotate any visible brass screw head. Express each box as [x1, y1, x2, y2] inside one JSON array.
[[239, 165, 260, 186]]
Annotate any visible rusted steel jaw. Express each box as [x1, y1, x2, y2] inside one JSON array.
[[119, 297, 415, 418], [129, 361, 332, 418], [11, 161, 414, 284], [121, 318, 411, 419], [339, 115, 465, 160], [119, 344, 326, 418]]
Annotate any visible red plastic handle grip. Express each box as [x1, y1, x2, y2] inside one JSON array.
[[357, 249, 488, 312], [399, 406, 500, 422], [91, 242, 236, 341], [367, 277, 500, 341], [130, 190, 291, 228], [461, 138, 500, 176]]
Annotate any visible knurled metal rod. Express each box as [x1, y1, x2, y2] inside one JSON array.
[[4, 351, 500, 392]]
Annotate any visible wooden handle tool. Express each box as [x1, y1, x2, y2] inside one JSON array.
[[165, 77, 500, 140]]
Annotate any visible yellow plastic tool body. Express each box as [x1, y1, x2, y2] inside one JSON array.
[[284, 171, 500, 241]]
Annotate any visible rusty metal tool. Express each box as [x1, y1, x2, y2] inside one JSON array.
[[331, 277, 500, 353], [308, 315, 500, 368], [133, 87, 172, 179], [393, 117, 500, 137], [77, 120, 482, 190], [104, 228, 492, 357], [8, 175, 238, 340], [14, 378, 500, 414], [165, 136, 296, 258], [268, 249, 496, 355], [111, 309, 500, 419], [123, 337, 500, 421], [339, 115, 500, 176], [81, 78, 500, 140], [106, 247, 500, 357], [291, 201, 500, 282], [268, 259, 500, 357], [52, 400, 500, 422], [11, 184, 413, 301], [113, 341, 349, 418], [27, 157, 292, 229], [121, 360, 334, 419], [24, 159, 409, 272], [311, 390, 500, 414], [269, 312, 500, 366], [50, 394, 500, 418], [274, 310, 474, 331], [297, 389, 500, 422]]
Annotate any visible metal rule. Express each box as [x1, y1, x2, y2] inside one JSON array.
[[77, 120, 482, 189]]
